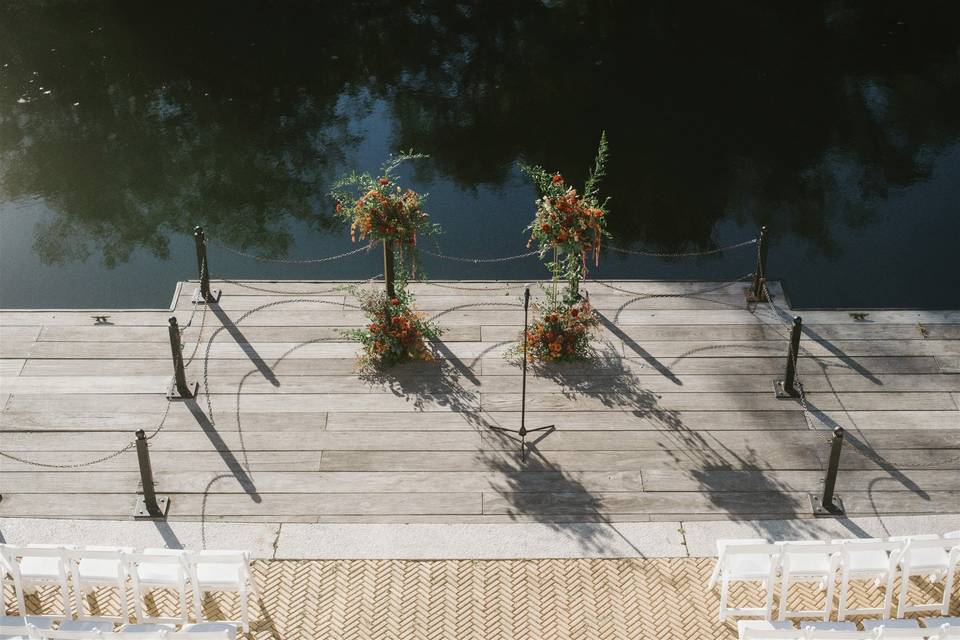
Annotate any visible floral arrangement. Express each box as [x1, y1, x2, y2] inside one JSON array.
[[342, 281, 442, 369], [331, 152, 440, 250], [523, 290, 599, 363], [514, 132, 610, 364], [521, 131, 610, 291]]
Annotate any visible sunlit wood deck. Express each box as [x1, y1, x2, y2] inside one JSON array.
[[1, 279, 958, 522]]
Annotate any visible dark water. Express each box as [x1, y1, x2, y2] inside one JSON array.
[[1, 1, 959, 309]]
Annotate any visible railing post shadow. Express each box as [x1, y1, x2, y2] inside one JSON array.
[[746, 225, 769, 302], [133, 429, 170, 519], [774, 315, 803, 398], [166, 316, 198, 399], [810, 427, 846, 517], [192, 225, 221, 304]]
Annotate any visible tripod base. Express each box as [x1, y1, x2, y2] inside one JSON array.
[[489, 425, 554, 462]]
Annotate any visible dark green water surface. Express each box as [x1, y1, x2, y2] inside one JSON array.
[[1, 1, 958, 309]]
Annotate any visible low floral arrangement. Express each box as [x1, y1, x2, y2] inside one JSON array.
[[523, 290, 599, 363], [343, 282, 442, 369], [521, 131, 610, 289], [331, 152, 440, 250]]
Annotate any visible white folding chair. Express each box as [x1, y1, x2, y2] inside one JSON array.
[[56, 619, 114, 634], [805, 630, 875, 640], [893, 536, 959, 616], [0, 616, 53, 640], [862, 618, 920, 632], [2, 546, 73, 619], [109, 631, 169, 640], [66, 546, 134, 622], [869, 621, 940, 639], [778, 541, 841, 621], [28, 617, 112, 639], [118, 623, 176, 634], [126, 550, 191, 625], [188, 551, 257, 633], [922, 618, 960, 640], [833, 539, 904, 620], [170, 622, 237, 639], [710, 540, 780, 621], [737, 620, 803, 639], [0, 547, 16, 616]]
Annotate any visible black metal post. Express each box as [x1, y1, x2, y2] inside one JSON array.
[[192, 226, 220, 303], [166, 316, 198, 399], [133, 430, 170, 518], [383, 240, 396, 298], [775, 316, 803, 398], [810, 427, 846, 516], [489, 286, 554, 461], [747, 226, 769, 302]]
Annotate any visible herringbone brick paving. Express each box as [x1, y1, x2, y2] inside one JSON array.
[[11, 557, 959, 639]]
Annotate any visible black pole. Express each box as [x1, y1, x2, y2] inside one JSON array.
[[748, 226, 769, 301], [774, 316, 803, 398], [488, 285, 553, 462], [384, 240, 396, 298], [192, 226, 220, 303], [166, 316, 197, 399], [811, 427, 846, 516], [133, 430, 170, 518]]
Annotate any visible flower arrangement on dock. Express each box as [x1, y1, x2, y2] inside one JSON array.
[[331, 152, 443, 369], [524, 289, 599, 362], [343, 281, 442, 369], [517, 131, 610, 363]]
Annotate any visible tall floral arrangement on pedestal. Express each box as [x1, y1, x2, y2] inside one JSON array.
[[331, 153, 442, 369], [518, 132, 610, 363]]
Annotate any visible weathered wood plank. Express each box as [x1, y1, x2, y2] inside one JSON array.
[[0, 451, 316, 472], [0, 359, 25, 376], [39, 325, 482, 343]]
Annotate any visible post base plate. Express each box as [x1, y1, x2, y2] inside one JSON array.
[[133, 495, 170, 519], [810, 493, 845, 517], [166, 378, 199, 400], [192, 287, 221, 304], [774, 380, 802, 399]]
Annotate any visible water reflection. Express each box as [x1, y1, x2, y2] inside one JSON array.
[[1, 1, 958, 307]]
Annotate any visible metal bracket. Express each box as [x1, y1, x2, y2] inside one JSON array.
[[191, 287, 221, 304], [809, 493, 845, 517], [166, 378, 199, 400], [774, 380, 802, 399], [133, 495, 170, 519], [745, 288, 769, 303]]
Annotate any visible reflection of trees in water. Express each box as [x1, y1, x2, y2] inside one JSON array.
[[1, 0, 959, 266]]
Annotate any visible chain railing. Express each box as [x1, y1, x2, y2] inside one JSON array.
[[418, 248, 539, 264], [608, 237, 757, 258]]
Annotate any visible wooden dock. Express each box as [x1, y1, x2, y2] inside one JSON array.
[[1, 279, 958, 522]]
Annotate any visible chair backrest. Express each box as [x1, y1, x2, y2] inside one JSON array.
[[873, 627, 944, 639], [2, 545, 69, 579], [166, 632, 233, 639], [805, 629, 876, 639], [64, 547, 128, 580], [723, 542, 780, 559], [188, 551, 251, 584], [29, 627, 106, 639]]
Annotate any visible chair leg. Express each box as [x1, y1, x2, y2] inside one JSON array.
[[764, 573, 776, 621], [778, 572, 790, 620], [72, 575, 86, 620], [718, 574, 729, 622], [941, 565, 955, 616], [837, 572, 850, 621], [179, 586, 189, 625], [119, 583, 130, 624], [822, 573, 836, 622], [240, 585, 249, 633], [898, 569, 910, 616], [59, 576, 72, 619], [881, 570, 895, 620], [133, 588, 145, 623], [193, 584, 204, 623]]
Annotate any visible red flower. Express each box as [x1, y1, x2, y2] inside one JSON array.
[[571, 308, 579, 317], [335, 203, 343, 213], [541, 223, 551, 233], [378, 177, 389, 185], [390, 298, 400, 306], [551, 173, 563, 184]]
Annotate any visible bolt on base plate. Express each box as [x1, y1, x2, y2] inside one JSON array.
[[809, 493, 845, 517], [166, 378, 199, 400], [774, 380, 802, 399], [133, 495, 170, 519], [191, 287, 221, 304]]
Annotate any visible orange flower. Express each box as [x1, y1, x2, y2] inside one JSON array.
[[541, 223, 551, 233], [378, 177, 389, 185], [551, 173, 564, 184]]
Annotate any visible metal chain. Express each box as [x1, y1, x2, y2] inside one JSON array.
[[419, 281, 516, 292], [609, 237, 757, 258], [208, 238, 372, 264], [595, 273, 754, 298], [220, 280, 347, 296], [419, 248, 539, 264], [0, 401, 171, 469]]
